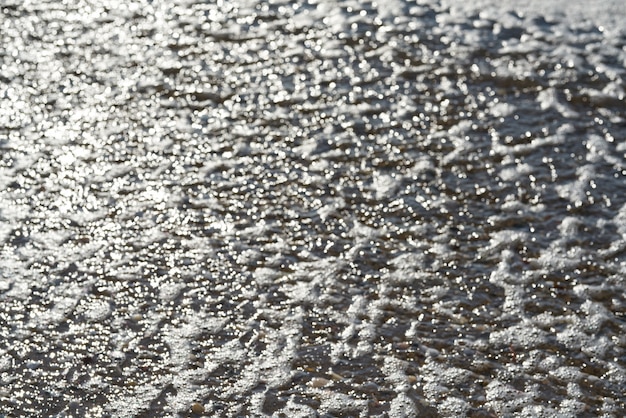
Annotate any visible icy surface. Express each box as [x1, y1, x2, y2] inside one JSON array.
[[0, 0, 625, 417]]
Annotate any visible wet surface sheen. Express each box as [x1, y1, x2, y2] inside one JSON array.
[[1, 0, 625, 416]]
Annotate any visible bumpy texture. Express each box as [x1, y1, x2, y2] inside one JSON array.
[[0, 0, 625, 417]]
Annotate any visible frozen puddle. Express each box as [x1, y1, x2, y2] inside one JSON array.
[[0, 0, 625, 416]]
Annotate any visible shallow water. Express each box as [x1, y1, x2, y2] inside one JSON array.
[[1, 0, 625, 417]]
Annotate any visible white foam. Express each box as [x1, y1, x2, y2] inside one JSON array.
[[389, 393, 419, 417], [485, 379, 535, 416], [489, 321, 550, 349], [537, 88, 578, 118], [372, 173, 401, 200], [441, 0, 626, 35]]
